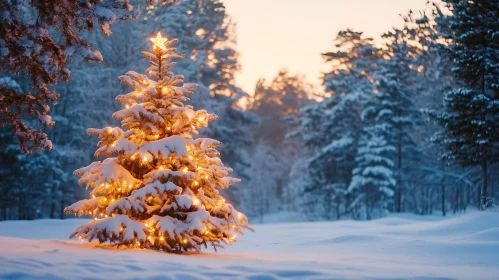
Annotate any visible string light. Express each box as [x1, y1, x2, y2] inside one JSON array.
[[167, 127, 171, 131], [193, 180, 199, 186], [107, 128, 112, 133], [92, 195, 95, 199], [182, 238, 188, 244], [193, 198, 200, 205], [143, 156, 148, 162], [182, 167, 188, 173], [131, 155, 136, 160], [125, 104, 130, 109], [160, 236, 164, 241], [154, 134, 159, 139]]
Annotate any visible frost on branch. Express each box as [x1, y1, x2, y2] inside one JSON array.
[[0, 0, 176, 153], [65, 33, 252, 252]]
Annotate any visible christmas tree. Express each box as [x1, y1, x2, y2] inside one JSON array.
[[65, 32, 252, 252]]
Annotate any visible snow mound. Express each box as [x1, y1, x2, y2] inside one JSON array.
[[1, 212, 499, 279]]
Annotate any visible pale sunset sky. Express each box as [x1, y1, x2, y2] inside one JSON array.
[[223, 0, 429, 94]]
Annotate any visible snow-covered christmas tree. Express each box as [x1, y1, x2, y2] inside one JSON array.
[[65, 32, 252, 252]]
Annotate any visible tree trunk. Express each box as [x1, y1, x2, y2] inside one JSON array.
[[481, 160, 488, 210], [396, 128, 403, 213], [441, 163, 446, 216]]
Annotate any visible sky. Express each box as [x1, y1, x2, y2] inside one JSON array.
[[223, 0, 429, 94]]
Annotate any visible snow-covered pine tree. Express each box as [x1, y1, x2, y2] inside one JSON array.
[[364, 28, 420, 213], [65, 33, 252, 252], [437, 0, 499, 209], [289, 30, 380, 220], [348, 131, 395, 220]]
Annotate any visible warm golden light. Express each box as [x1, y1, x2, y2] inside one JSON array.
[[150, 32, 167, 49], [183, 167, 189, 173], [154, 134, 159, 139]]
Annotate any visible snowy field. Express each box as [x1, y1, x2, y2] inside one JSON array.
[[1, 212, 499, 280]]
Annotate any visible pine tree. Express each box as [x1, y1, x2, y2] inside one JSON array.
[[289, 30, 380, 220], [65, 33, 252, 252], [437, 0, 499, 209], [348, 131, 395, 220], [365, 28, 420, 213]]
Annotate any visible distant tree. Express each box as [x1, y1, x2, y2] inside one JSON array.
[[365, 28, 420, 213], [247, 70, 312, 218], [289, 30, 380, 220], [348, 131, 395, 220], [251, 70, 312, 147]]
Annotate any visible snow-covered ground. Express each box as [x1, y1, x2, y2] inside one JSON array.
[[1, 212, 498, 279]]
